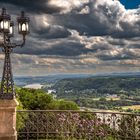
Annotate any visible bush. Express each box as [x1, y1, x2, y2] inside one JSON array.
[[16, 88, 79, 110]]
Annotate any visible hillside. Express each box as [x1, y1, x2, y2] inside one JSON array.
[[48, 76, 140, 112], [53, 76, 140, 97]]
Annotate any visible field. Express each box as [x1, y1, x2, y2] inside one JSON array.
[[121, 105, 140, 110], [92, 97, 120, 101]]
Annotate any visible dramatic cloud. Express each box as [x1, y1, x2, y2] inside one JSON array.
[[0, 0, 62, 14], [0, 0, 140, 75], [49, 0, 140, 38]]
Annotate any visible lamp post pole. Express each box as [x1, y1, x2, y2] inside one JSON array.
[[0, 8, 29, 99], [0, 8, 30, 140]]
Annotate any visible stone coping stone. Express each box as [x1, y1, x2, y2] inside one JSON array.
[[0, 99, 19, 107]]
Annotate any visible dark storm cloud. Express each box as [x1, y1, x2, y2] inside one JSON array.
[[33, 25, 71, 39], [50, 0, 140, 39], [14, 39, 94, 56], [0, 0, 61, 14], [129, 44, 140, 49], [97, 53, 131, 61], [97, 47, 140, 61], [45, 42, 86, 56], [88, 43, 113, 53], [107, 38, 127, 46], [53, 13, 110, 37], [115, 20, 140, 38]]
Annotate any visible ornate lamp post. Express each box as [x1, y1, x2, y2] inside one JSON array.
[[0, 8, 29, 99]]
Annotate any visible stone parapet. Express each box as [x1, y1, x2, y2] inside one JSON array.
[[0, 99, 18, 140]]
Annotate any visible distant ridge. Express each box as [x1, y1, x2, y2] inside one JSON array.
[[91, 72, 140, 77], [13, 72, 140, 78], [7, 72, 140, 87]]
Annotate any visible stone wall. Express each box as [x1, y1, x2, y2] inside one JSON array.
[[0, 99, 18, 140]]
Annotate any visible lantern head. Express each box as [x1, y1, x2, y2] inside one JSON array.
[[17, 11, 29, 36], [0, 8, 11, 33]]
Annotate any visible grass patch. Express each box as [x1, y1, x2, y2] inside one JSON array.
[[121, 105, 140, 110]]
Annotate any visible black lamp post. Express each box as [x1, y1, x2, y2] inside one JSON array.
[[0, 8, 29, 99]]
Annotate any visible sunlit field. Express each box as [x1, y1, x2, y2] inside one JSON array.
[[122, 105, 140, 110]]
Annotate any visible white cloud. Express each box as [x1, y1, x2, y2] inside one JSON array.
[[49, 0, 89, 13]]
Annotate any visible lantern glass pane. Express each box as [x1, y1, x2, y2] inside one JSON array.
[[9, 26, 13, 35], [22, 23, 26, 31], [26, 23, 29, 31], [1, 21, 4, 29], [4, 21, 9, 30], [18, 23, 21, 32]]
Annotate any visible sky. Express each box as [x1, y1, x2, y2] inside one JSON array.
[[120, 0, 140, 9], [0, 0, 140, 76]]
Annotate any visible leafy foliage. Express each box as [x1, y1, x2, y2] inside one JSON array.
[[53, 76, 140, 96], [50, 76, 140, 111], [16, 88, 79, 110]]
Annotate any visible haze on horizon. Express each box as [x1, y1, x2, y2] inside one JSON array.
[[0, 0, 140, 76]]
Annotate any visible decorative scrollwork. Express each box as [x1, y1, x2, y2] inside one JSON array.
[[17, 110, 140, 140]]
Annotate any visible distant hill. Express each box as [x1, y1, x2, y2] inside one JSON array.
[[52, 76, 140, 97], [54, 76, 140, 90], [13, 74, 92, 87], [47, 75, 140, 111], [13, 72, 140, 87]]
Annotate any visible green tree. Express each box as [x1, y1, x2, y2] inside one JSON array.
[[16, 88, 79, 110], [99, 97, 107, 102], [58, 100, 79, 110], [17, 88, 54, 110]]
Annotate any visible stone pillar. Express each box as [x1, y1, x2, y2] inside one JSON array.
[[0, 99, 19, 140]]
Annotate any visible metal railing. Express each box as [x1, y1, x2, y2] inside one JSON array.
[[16, 110, 140, 140]]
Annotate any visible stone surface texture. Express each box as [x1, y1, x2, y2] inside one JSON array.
[[0, 99, 18, 140]]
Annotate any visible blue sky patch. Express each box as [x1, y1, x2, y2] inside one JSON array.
[[120, 0, 140, 9]]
